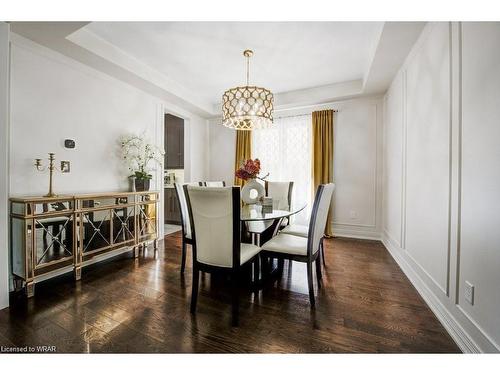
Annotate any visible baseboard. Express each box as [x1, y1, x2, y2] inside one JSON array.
[[332, 225, 381, 241], [382, 234, 482, 353]]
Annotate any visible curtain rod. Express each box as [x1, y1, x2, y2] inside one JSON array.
[[274, 110, 338, 120]]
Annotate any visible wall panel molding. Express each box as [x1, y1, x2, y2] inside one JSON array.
[[403, 22, 451, 294], [382, 235, 479, 353], [457, 22, 500, 347], [400, 69, 407, 250], [404, 248, 448, 296], [382, 22, 500, 353], [449, 21, 463, 304], [332, 222, 376, 228], [333, 103, 379, 230]]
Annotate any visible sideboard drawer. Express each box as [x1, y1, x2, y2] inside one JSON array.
[[76, 194, 136, 210], [136, 192, 159, 203]]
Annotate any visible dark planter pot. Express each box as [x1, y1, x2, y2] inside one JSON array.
[[135, 178, 151, 192]]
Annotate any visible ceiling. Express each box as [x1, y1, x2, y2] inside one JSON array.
[[10, 21, 426, 117], [84, 22, 383, 105]]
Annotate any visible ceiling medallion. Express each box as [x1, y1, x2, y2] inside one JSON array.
[[222, 49, 274, 130]]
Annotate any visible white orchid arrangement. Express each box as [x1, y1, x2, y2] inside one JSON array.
[[120, 133, 165, 181]]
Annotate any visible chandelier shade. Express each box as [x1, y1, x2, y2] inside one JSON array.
[[222, 85, 274, 130], [222, 50, 274, 131]]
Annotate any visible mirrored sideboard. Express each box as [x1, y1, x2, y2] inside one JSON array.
[[10, 191, 159, 297]]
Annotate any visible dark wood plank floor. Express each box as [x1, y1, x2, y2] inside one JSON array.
[[0, 234, 460, 353]]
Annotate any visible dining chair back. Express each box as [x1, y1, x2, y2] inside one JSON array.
[[198, 181, 226, 187], [174, 183, 193, 273], [184, 186, 240, 268], [174, 183, 191, 240], [265, 181, 293, 210], [307, 183, 335, 259]]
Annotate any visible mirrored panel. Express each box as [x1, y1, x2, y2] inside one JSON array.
[[81, 209, 111, 253], [11, 202, 26, 216], [137, 203, 157, 237], [34, 215, 73, 266], [11, 218, 26, 277], [112, 206, 135, 244]]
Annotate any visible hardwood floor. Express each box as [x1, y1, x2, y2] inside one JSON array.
[[0, 234, 460, 353]]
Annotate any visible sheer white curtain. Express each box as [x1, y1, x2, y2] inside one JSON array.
[[252, 114, 312, 224]]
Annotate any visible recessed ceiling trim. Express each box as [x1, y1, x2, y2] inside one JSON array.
[[10, 22, 215, 117], [363, 22, 426, 94], [10, 21, 426, 119], [67, 27, 214, 115]]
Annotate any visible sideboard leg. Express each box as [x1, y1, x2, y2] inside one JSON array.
[[26, 281, 35, 298], [74, 266, 82, 281], [13, 276, 24, 292], [134, 246, 140, 258], [153, 239, 158, 251]]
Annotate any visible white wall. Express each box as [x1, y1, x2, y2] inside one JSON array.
[[209, 96, 384, 240], [0, 23, 10, 310], [382, 22, 500, 353], [10, 38, 159, 196], [207, 119, 236, 185], [333, 98, 383, 239], [10, 34, 208, 196], [459, 22, 500, 350], [3, 34, 209, 298]]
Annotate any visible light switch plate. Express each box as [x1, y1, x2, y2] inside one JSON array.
[[464, 281, 474, 305], [60, 161, 70, 173]]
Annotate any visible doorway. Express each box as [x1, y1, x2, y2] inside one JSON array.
[[163, 114, 185, 235]]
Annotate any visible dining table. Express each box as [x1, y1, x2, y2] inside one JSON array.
[[240, 203, 307, 222], [240, 202, 306, 245], [239, 202, 307, 287]]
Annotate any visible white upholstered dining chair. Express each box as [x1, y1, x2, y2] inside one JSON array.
[[264, 181, 294, 230], [244, 181, 294, 243], [280, 183, 335, 267], [265, 181, 293, 210], [184, 185, 261, 324], [260, 183, 335, 307]]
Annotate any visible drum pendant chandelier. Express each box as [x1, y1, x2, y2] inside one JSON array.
[[222, 50, 274, 130]]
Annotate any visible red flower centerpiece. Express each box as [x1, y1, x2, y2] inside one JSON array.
[[235, 158, 263, 181], [236, 159, 268, 204]]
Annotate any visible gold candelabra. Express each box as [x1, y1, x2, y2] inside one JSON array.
[[35, 153, 71, 197]]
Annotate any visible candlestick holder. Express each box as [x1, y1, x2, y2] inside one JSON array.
[[34, 153, 71, 197]]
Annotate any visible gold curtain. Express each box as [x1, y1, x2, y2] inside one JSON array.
[[312, 109, 334, 237], [234, 130, 252, 186]]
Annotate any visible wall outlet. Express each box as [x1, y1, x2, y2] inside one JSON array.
[[464, 281, 475, 305], [349, 210, 358, 219]]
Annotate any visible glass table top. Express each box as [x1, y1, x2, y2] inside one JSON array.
[[240, 203, 306, 222]]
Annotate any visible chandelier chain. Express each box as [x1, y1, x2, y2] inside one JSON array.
[[246, 54, 250, 86]]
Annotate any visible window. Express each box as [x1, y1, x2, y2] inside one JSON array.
[[252, 114, 312, 224]]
